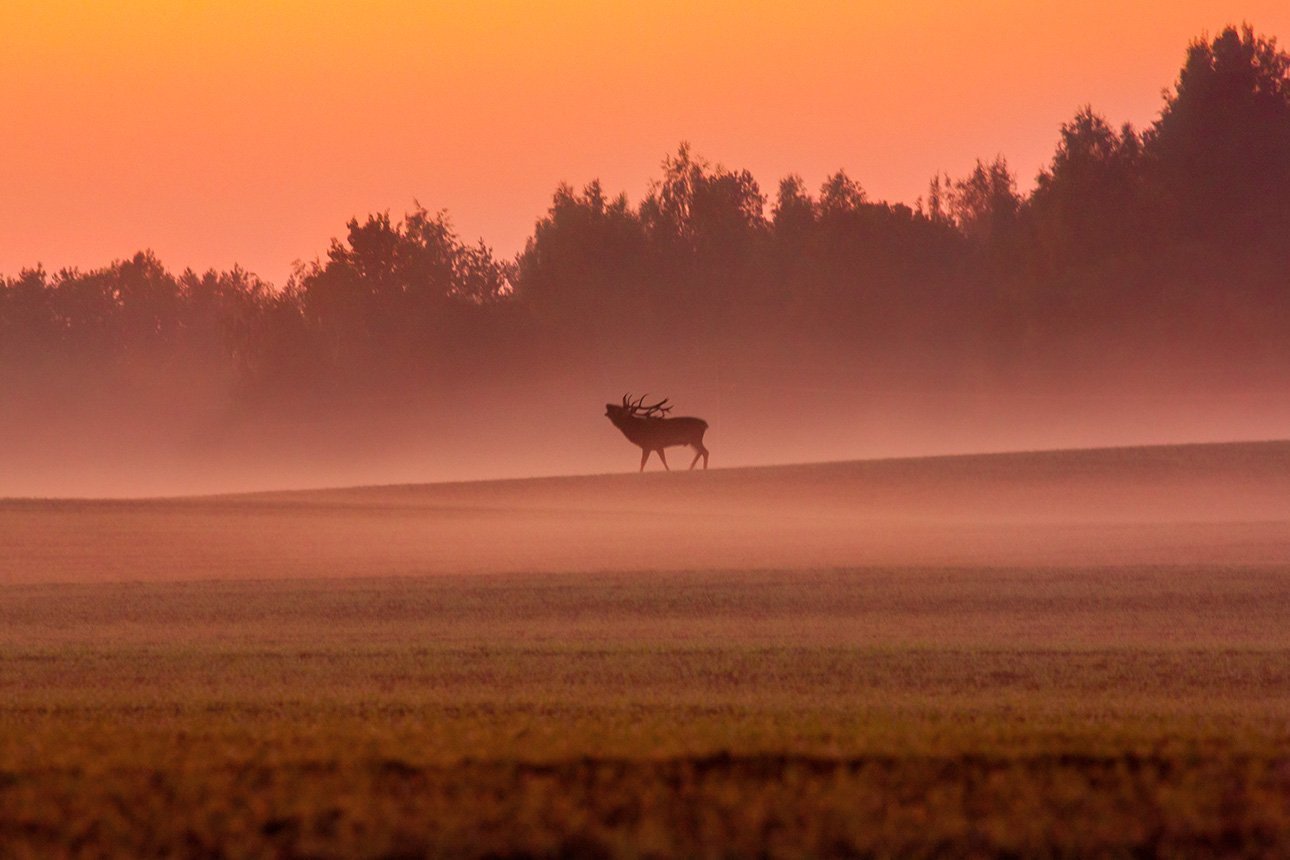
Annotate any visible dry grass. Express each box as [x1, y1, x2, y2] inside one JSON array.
[[3, 567, 1289, 856]]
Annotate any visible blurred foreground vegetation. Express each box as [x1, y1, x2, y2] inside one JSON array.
[[2, 568, 1287, 856]]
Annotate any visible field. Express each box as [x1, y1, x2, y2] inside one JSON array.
[[3, 441, 1290, 855]]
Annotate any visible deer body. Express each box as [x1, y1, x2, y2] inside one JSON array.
[[605, 395, 710, 471]]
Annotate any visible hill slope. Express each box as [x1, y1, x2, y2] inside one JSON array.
[[4, 440, 1290, 583]]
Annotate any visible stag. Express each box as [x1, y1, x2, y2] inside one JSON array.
[[604, 394, 710, 471]]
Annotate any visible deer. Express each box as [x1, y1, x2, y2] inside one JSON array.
[[604, 394, 710, 471]]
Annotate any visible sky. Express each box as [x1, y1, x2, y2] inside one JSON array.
[[3, 1, 1289, 286]]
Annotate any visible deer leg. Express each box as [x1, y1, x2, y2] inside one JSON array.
[[657, 449, 670, 471], [639, 448, 650, 472], [689, 446, 702, 470], [701, 445, 709, 469]]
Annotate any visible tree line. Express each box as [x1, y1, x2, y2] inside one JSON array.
[[4, 25, 1290, 425]]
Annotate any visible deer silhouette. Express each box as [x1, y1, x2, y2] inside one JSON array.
[[605, 394, 710, 471]]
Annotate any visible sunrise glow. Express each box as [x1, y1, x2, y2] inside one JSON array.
[[4, 1, 1288, 283]]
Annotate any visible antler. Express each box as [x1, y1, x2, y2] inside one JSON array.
[[635, 395, 673, 418], [642, 400, 671, 417], [620, 393, 674, 418]]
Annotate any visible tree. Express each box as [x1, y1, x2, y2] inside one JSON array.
[[1146, 25, 1290, 241], [771, 174, 815, 236], [949, 157, 1020, 244], [296, 206, 508, 375], [514, 180, 647, 326], [1030, 107, 1144, 261], [640, 143, 767, 256], [637, 145, 768, 335]]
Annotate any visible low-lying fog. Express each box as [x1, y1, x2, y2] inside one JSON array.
[[4, 440, 1290, 585], [5, 379, 1290, 498]]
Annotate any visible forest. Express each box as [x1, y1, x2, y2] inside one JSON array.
[[4, 26, 1290, 489]]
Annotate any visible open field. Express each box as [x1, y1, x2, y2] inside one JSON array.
[[3, 442, 1290, 855], [7, 440, 1290, 585]]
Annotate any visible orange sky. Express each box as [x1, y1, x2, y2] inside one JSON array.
[[3, 2, 1288, 285]]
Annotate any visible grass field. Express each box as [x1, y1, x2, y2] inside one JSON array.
[[3, 442, 1290, 855]]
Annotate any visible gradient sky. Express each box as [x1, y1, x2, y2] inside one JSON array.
[[4, 2, 1288, 285]]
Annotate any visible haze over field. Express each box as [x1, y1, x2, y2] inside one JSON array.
[[6, 440, 1290, 584], [4, 441, 1289, 854]]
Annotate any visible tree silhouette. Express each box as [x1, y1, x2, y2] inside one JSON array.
[[4, 24, 1290, 449], [1147, 25, 1290, 243], [1031, 108, 1144, 263]]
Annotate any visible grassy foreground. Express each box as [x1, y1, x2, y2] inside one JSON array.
[[2, 567, 1288, 857]]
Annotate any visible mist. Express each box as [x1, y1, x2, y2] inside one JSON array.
[[5, 367, 1290, 499]]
